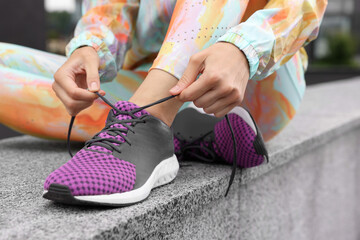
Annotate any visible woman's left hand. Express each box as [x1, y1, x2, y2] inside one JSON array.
[[169, 42, 250, 117]]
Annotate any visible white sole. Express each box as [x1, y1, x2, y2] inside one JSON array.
[[43, 155, 179, 205]]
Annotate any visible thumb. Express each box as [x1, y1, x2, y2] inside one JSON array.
[[85, 57, 100, 93], [169, 54, 205, 95]]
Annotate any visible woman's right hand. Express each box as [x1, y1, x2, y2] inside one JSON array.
[[52, 46, 106, 116]]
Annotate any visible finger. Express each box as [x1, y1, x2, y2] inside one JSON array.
[[53, 81, 94, 108], [214, 102, 239, 118], [53, 82, 93, 116], [55, 70, 99, 102], [98, 90, 106, 96], [85, 57, 100, 92], [75, 74, 88, 89], [193, 89, 221, 109], [203, 93, 240, 115], [179, 72, 214, 102], [170, 53, 206, 96]]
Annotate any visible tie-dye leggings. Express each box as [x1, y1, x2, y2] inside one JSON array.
[[0, 42, 305, 142], [0, 2, 306, 142]]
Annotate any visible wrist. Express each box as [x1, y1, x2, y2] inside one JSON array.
[[72, 46, 97, 55], [70, 46, 99, 62], [216, 42, 250, 78], [216, 32, 259, 79]]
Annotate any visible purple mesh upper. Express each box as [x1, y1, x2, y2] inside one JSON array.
[[88, 101, 149, 153], [213, 113, 264, 168], [44, 149, 136, 195], [173, 137, 181, 153], [44, 101, 149, 196]]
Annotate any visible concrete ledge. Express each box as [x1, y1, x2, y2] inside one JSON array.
[[1, 77, 360, 239]]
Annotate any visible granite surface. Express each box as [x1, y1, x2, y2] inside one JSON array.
[[165, 128, 360, 240], [1, 77, 360, 239]]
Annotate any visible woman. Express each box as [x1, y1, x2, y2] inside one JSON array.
[[0, 0, 327, 206]]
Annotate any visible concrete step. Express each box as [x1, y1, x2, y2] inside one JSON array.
[[1, 77, 360, 239]]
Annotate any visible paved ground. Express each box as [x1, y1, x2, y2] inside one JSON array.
[[1, 77, 360, 239]]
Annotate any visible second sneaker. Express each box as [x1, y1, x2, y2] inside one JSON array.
[[172, 103, 268, 167]]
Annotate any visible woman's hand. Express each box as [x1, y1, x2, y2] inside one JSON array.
[[52, 46, 105, 116], [169, 42, 250, 117]]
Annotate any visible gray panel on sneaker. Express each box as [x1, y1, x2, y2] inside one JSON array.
[[172, 108, 222, 142], [113, 115, 174, 190]]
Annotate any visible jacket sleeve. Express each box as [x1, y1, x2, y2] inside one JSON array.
[[65, 0, 139, 82], [217, 0, 328, 80]]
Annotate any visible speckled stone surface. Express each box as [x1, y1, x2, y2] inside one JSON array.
[[1, 78, 360, 239]]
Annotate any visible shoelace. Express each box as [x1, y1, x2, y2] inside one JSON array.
[[67, 92, 237, 197], [176, 131, 218, 163]]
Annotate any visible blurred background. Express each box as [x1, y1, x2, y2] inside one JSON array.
[[0, 0, 359, 139]]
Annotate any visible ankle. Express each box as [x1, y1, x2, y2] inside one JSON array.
[[146, 107, 174, 126], [129, 69, 183, 126], [130, 97, 182, 126]]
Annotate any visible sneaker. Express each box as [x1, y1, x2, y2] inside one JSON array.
[[43, 100, 179, 206], [172, 103, 268, 168]]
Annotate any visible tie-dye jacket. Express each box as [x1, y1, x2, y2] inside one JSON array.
[[66, 0, 327, 82]]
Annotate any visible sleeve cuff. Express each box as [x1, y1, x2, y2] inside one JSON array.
[[216, 32, 260, 79], [65, 32, 117, 82]]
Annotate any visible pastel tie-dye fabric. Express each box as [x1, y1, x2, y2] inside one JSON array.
[[66, 0, 327, 82], [0, 0, 327, 141]]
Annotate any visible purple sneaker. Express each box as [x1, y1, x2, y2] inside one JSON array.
[[43, 101, 179, 206], [172, 104, 268, 168]]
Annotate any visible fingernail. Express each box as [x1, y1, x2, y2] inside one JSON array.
[[170, 85, 180, 93], [90, 82, 98, 91]]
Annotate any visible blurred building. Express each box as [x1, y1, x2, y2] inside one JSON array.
[[311, 0, 360, 59], [74, 0, 83, 22], [0, 0, 45, 50]]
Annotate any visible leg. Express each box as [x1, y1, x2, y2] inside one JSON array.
[[171, 51, 305, 167], [129, 0, 305, 144], [0, 42, 70, 139], [42, 0, 254, 206], [0, 42, 146, 141], [1, 0, 250, 139], [0, 42, 66, 77], [242, 51, 306, 141], [129, 0, 250, 126]]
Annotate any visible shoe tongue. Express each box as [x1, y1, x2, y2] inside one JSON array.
[[88, 101, 149, 153], [114, 101, 143, 113], [112, 101, 149, 121]]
